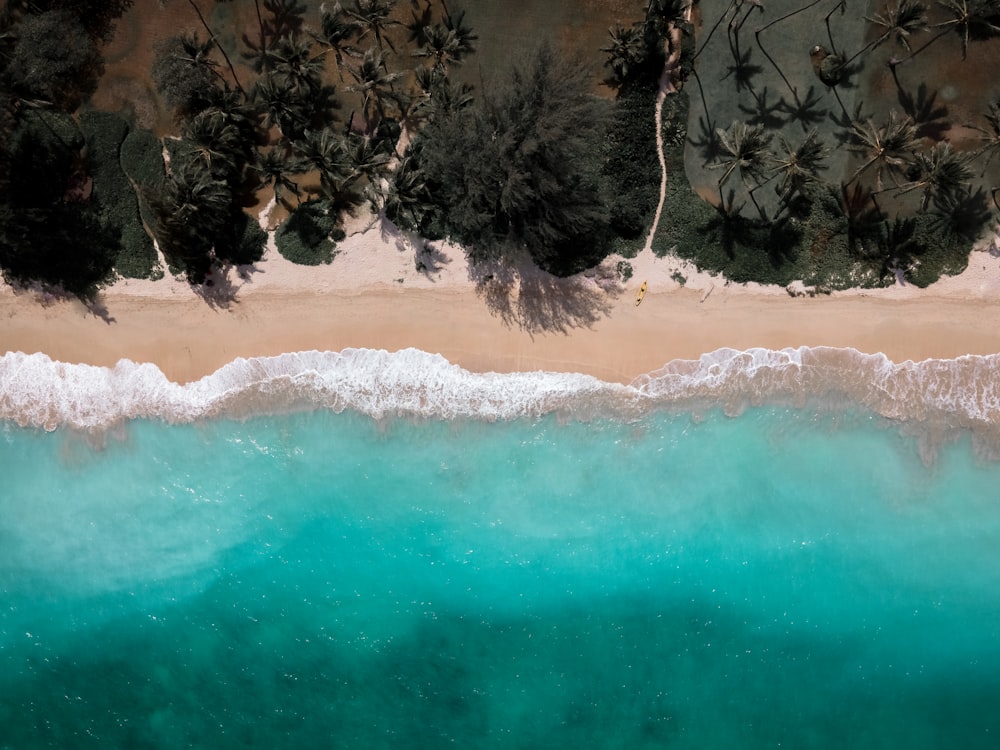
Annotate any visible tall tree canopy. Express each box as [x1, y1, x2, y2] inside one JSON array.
[[410, 45, 611, 274], [4, 9, 103, 111]]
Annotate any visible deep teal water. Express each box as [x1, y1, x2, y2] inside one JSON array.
[[2, 408, 999, 748]]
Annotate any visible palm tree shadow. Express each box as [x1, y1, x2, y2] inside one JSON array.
[[379, 214, 452, 278], [895, 81, 949, 140], [777, 85, 827, 131], [262, 0, 306, 39], [414, 242, 452, 276], [690, 115, 724, 165], [829, 99, 870, 146], [469, 257, 617, 336], [722, 46, 764, 94], [739, 86, 786, 130], [195, 263, 243, 310]]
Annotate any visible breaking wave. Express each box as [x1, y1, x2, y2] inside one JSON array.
[[2, 347, 1000, 450]]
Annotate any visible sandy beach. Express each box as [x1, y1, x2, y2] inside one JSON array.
[[3, 207, 1000, 386]]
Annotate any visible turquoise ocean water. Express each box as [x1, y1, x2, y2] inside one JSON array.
[[2, 349, 1000, 747]]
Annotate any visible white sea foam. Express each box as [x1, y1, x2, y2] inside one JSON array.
[[2, 348, 1000, 441]]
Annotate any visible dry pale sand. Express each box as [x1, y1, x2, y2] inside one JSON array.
[[3, 206, 1000, 385]]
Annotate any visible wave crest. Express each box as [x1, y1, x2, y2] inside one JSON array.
[[2, 347, 1000, 443]]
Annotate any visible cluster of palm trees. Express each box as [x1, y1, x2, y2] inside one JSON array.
[[601, 0, 693, 88], [710, 122, 830, 220], [147, 0, 476, 280], [710, 109, 983, 215], [602, 0, 1000, 280]]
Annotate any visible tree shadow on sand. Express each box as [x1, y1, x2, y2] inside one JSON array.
[[194, 263, 244, 310], [469, 256, 619, 337], [379, 216, 453, 279]]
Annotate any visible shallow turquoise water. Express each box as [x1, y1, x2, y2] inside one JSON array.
[[2, 408, 999, 748]]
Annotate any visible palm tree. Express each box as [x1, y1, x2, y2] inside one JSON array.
[[441, 7, 477, 57], [161, 0, 247, 95], [252, 73, 309, 138], [381, 153, 435, 229], [345, 0, 402, 54], [300, 127, 357, 202], [252, 147, 309, 207], [313, 1, 361, 80], [838, 181, 886, 254], [842, 0, 929, 66], [770, 129, 828, 211], [896, 141, 972, 209], [405, 69, 473, 126], [181, 107, 246, 180], [175, 32, 227, 85], [934, 0, 1000, 59], [846, 111, 919, 190], [968, 102, 1000, 207], [968, 101, 1000, 168], [646, 0, 693, 35], [900, 0, 1000, 62], [346, 133, 391, 181], [412, 22, 462, 71], [347, 47, 403, 132], [710, 120, 773, 218], [601, 22, 647, 86], [264, 33, 325, 98], [148, 157, 232, 281], [405, 0, 435, 48]]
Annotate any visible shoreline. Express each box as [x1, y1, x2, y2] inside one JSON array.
[[3, 211, 1000, 386]]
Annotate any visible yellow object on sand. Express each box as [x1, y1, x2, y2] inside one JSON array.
[[635, 281, 648, 306]]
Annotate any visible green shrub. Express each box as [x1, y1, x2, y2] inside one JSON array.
[[121, 126, 166, 242], [80, 110, 160, 279], [121, 127, 166, 189], [275, 201, 342, 265], [602, 77, 662, 257], [216, 210, 267, 266]]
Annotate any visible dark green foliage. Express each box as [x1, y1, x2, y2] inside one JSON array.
[[412, 44, 612, 275], [215, 210, 267, 266], [152, 34, 222, 116], [17, 0, 135, 42], [274, 200, 342, 265], [0, 201, 118, 296], [602, 77, 662, 252], [120, 125, 166, 239], [121, 127, 166, 190], [4, 109, 83, 207], [146, 159, 231, 282], [383, 151, 439, 237], [5, 9, 103, 112], [0, 109, 116, 295], [80, 111, 159, 279]]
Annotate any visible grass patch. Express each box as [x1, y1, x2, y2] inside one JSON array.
[[602, 77, 662, 257], [81, 111, 160, 279], [275, 201, 343, 265], [120, 125, 166, 255]]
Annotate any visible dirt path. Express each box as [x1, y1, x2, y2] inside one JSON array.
[[642, 23, 686, 255]]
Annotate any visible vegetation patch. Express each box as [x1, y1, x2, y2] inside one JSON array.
[[81, 110, 160, 279], [635, 0, 1000, 289], [601, 78, 662, 256], [275, 201, 342, 266]]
